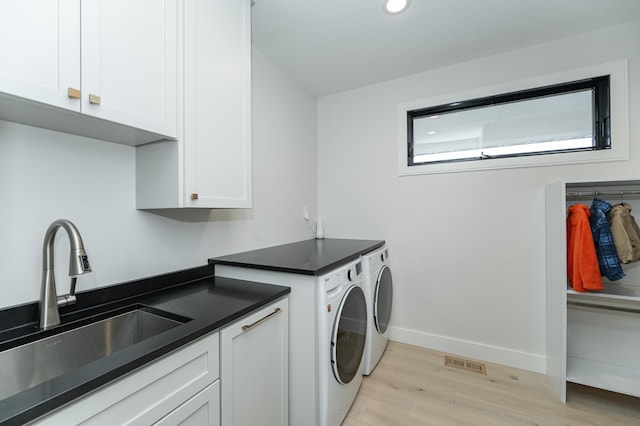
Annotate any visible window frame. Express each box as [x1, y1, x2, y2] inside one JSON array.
[[408, 76, 610, 165], [397, 60, 628, 176]]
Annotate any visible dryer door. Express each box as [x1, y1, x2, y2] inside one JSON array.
[[374, 266, 393, 334], [331, 285, 367, 384]]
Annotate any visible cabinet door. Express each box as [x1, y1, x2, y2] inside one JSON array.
[[221, 298, 288, 426], [81, 0, 177, 138], [183, 0, 252, 208], [155, 381, 220, 426], [0, 0, 80, 111]]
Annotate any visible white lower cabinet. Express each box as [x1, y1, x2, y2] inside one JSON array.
[[220, 298, 289, 426], [32, 332, 220, 425], [30, 298, 289, 425]]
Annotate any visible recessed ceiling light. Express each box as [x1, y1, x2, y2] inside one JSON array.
[[383, 0, 410, 14]]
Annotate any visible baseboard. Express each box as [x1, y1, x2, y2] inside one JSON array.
[[389, 326, 547, 374]]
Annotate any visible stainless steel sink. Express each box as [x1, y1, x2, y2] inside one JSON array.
[[0, 306, 189, 400]]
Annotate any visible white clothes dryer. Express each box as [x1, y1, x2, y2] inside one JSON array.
[[361, 245, 393, 375], [317, 259, 367, 426]]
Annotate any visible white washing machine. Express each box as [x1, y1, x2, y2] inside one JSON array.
[[361, 245, 393, 375], [317, 259, 367, 426]]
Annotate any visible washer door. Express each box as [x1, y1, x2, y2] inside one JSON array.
[[331, 285, 367, 384], [374, 265, 393, 334]]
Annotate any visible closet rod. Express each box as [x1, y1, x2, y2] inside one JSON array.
[[566, 190, 640, 198], [568, 301, 640, 315]]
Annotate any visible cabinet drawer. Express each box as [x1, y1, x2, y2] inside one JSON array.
[[155, 381, 220, 426], [33, 332, 219, 425]]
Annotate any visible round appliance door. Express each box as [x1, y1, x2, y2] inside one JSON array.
[[331, 285, 367, 384], [374, 265, 393, 334]]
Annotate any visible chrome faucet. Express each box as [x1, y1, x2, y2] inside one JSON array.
[[39, 219, 92, 330]]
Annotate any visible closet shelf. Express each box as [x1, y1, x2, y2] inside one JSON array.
[[567, 284, 640, 311]]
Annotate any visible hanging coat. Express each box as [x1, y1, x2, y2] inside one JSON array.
[[566, 204, 603, 291], [607, 202, 640, 263], [590, 198, 625, 281]]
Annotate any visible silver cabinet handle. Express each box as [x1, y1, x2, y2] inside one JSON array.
[[241, 307, 282, 332]]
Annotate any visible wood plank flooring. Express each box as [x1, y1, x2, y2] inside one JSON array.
[[343, 342, 640, 425]]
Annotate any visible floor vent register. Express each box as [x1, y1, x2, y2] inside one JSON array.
[[444, 355, 487, 375]]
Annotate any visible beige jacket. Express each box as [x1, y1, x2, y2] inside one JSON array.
[[607, 203, 640, 263]]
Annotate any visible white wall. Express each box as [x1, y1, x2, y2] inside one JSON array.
[[317, 20, 640, 372], [0, 47, 317, 309]]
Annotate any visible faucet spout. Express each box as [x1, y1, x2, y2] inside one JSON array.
[[39, 219, 92, 330]]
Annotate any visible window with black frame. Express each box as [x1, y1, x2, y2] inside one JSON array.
[[407, 76, 610, 166]]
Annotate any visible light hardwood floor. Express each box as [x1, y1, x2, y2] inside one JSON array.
[[343, 342, 640, 425]]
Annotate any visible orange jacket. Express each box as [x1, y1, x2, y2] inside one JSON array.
[[566, 204, 603, 292]]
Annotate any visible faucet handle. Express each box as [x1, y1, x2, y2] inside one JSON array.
[[56, 277, 78, 308], [69, 276, 78, 297]]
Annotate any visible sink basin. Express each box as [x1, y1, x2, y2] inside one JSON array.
[[0, 305, 190, 400]]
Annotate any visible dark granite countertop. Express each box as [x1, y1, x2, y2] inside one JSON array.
[[209, 238, 384, 276], [0, 265, 290, 425]]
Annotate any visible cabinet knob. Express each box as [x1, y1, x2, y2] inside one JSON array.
[[191, 193, 199, 200], [88, 94, 101, 105], [67, 88, 81, 99]]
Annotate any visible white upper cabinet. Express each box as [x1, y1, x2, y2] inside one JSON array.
[[183, 0, 252, 208], [136, 0, 252, 209], [0, 0, 177, 145], [81, 0, 177, 138], [0, 0, 80, 111]]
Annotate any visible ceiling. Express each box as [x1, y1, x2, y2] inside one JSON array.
[[251, 0, 640, 97]]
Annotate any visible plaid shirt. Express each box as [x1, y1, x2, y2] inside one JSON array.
[[590, 198, 625, 281]]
